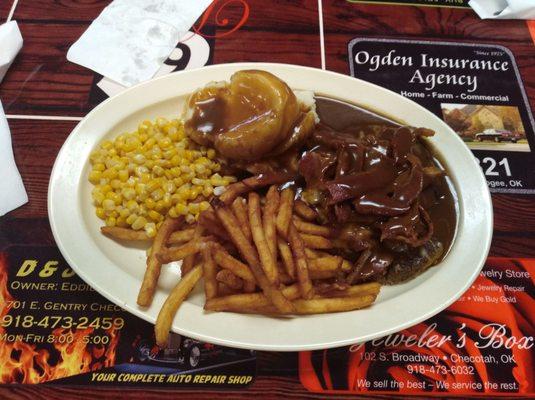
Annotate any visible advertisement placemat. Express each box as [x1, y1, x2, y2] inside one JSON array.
[[348, 38, 535, 194], [0, 246, 256, 387], [300, 257, 534, 395]]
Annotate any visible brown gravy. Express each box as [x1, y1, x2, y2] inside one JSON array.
[[311, 97, 457, 283]]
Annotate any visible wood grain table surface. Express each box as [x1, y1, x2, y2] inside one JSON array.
[[0, 0, 534, 398]]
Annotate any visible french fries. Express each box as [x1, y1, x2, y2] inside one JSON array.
[[292, 295, 376, 314], [102, 176, 382, 348], [278, 238, 296, 279], [276, 188, 294, 239], [219, 173, 293, 204], [308, 256, 343, 280], [301, 233, 333, 249], [218, 282, 237, 296], [167, 228, 196, 245], [198, 210, 228, 240], [309, 256, 343, 272], [288, 223, 314, 299], [101, 226, 198, 247], [201, 247, 218, 300], [263, 186, 279, 259], [213, 201, 295, 313], [216, 269, 243, 290], [231, 197, 252, 241], [205, 284, 301, 312], [326, 282, 381, 298], [293, 217, 333, 237], [156, 239, 206, 264], [212, 246, 256, 283], [137, 217, 183, 307], [181, 225, 203, 276], [154, 264, 203, 346], [294, 199, 317, 221], [101, 226, 150, 241], [248, 192, 279, 285], [206, 292, 377, 315]]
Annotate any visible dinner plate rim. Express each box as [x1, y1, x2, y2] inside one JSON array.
[[48, 62, 493, 351]]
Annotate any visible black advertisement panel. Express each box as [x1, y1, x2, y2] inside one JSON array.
[[349, 39, 535, 194], [0, 246, 256, 387]]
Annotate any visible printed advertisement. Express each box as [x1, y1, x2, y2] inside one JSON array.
[[0, 246, 256, 387], [300, 258, 534, 395], [348, 39, 535, 194]]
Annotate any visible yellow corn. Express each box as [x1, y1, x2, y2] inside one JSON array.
[[88, 116, 234, 232]]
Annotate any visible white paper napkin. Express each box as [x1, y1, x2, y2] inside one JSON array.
[[469, 0, 535, 19], [0, 101, 28, 216], [0, 21, 23, 83], [96, 31, 211, 98], [67, 0, 213, 87]]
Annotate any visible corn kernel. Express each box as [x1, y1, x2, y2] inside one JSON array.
[[135, 183, 146, 195], [170, 155, 180, 166], [131, 216, 147, 230], [195, 164, 206, 174], [146, 180, 160, 193], [123, 188, 136, 200], [92, 191, 105, 205], [145, 222, 157, 238], [188, 203, 200, 214], [154, 200, 165, 212], [105, 216, 117, 227], [118, 169, 129, 182], [168, 207, 178, 218], [153, 165, 165, 177], [102, 199, 115, 211], [126, 200, 138, 212], [190, 186, 201, 200], [199, 201, 210, 211], [126, 214, 137, 225], [163, 181, 176, 193], [137, 192, 148, 202], [202, 186, 213, 197], [145, 198, 156, 209], [96, 207, 106, 219], [110, 179, 122, 189], [175, 203, 188, 215], [151, 188, 164, 201], [89, 170, 102, 184], [100, 140, 113, 150], [173, 177, 184, 187], [158, 137, 172, 149], [140, 173, 151, 183], [116, 216, 128, 227], [102, 168, 118, 180], [207, 149, 216, 159], [224, 175, 238, 183], [148, 210, 162, 222]]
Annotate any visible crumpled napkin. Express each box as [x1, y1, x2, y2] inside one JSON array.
[[0, 101, 28, 216], [469, 0, 535, 20], [67, 0, 213, 87], [0, 21, 23, 83]]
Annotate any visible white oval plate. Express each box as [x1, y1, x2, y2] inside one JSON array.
[[48, 63, 492, 351]]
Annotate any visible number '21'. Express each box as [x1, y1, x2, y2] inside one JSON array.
[[476, 157, 512, 177]]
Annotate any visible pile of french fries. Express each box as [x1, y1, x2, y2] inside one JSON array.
[[101, 176, 381, 347]]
